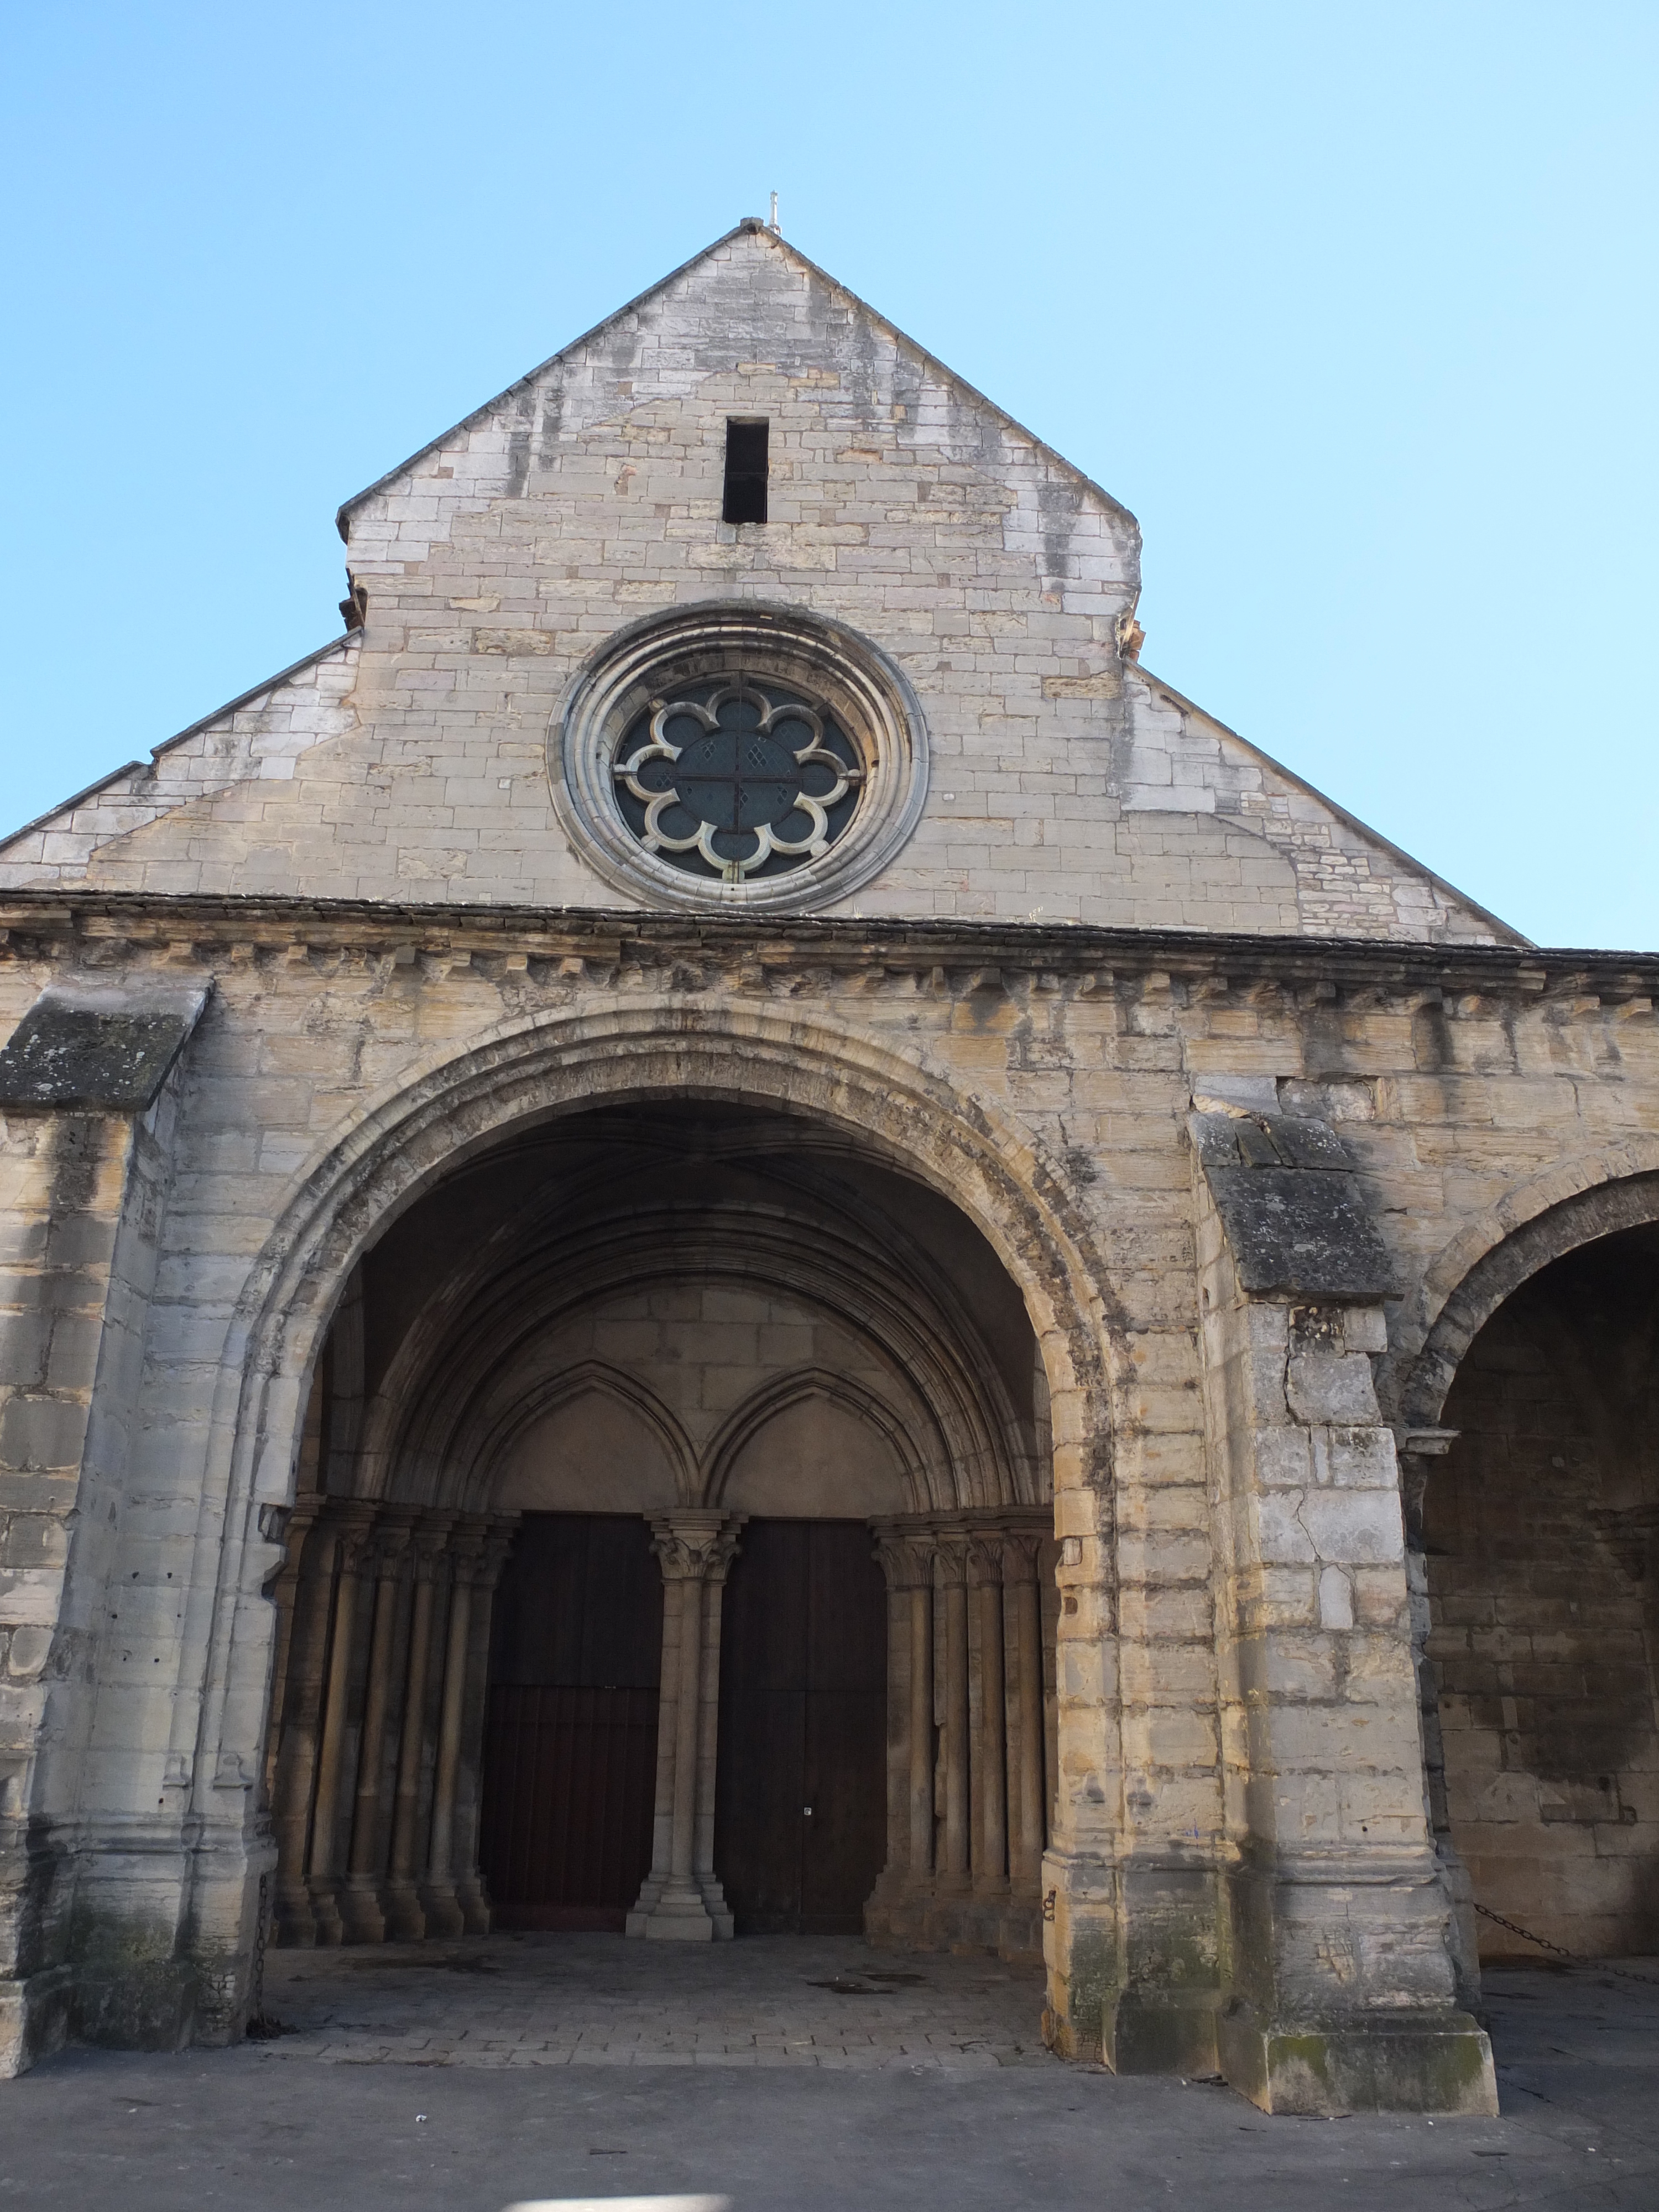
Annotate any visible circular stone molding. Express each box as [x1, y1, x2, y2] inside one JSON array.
[[551, 603, 929, 912]]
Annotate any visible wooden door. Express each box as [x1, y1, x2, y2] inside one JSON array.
[[481, 1514, 662, 1930], [714, 1519, 886, 1934]]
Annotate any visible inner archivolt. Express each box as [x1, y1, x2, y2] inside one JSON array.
[[613, 679, 864, 882]]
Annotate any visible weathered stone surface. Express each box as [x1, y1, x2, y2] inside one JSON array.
[[1190, 1111, 1397, 1300], [0, 990, 206, 1112], [0, 227, 1647, 2117]]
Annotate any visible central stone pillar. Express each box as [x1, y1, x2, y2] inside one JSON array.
[[1190, 1106, 1498, 2115], [627, 1511, 743, 1941], [867, 1525, 936, 1941]]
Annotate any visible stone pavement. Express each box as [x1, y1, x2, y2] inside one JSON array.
[[259, 1932, 1052, 2072], [0, 1940, 1655, 2209]]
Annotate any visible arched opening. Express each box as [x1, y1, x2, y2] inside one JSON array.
[[1422, 1222, 1659, 1964], [263, 1099, 1061, 1959]]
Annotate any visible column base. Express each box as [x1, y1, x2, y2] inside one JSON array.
[[865, 1880, 1041, 1962], [0, 1966, 73, 2079], [697, 1875, 735, 1940], [338, 1873, 387, 1944], [380, 1878, 426, 1942], [273, 1877, 318, 1948], [625, 1877, 726, 1940], [306, 1880, 344, 1945], [417, 1882, 466, 1939], [1218, 2004, 1498, 2116], [454, 1874, 493, 1937]]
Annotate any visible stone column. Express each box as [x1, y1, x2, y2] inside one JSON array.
[[261, 1498, 321, 1808], [340, 1512, 413, 1942], [382, 1515, 452, 1941], [907, 1537, 937, 1897], [1399, 1428, 1483, 2013], [268, 1507, 330, 1946], [453, 1519, 518, 1934], [868, 1525, 935, 1938], [305, 1502, 378, 1944], [419, 1522, 485, 1939], [1001, 1526, 1047, 1894], [969, 1535, 1009, 1910], [627, 1511, 742, 1941], [691, 1545, 740, 1932], [935, 1530, 972, 1897]]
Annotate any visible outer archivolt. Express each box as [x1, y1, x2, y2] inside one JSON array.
[[613, 678, 863, 883]]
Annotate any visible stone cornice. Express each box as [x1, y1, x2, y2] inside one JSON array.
[[1, 889, 1656, 1003]]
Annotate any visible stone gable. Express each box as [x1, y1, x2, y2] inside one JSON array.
[[0, 223, 1516, 942]]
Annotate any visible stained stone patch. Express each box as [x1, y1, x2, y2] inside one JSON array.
[[1190, 1109, 1397, 1300], [0, 988, 206, 1110]]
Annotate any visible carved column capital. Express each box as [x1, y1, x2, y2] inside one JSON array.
[[446, 1514, 491, 1582], [369, 1509, 416, 1577], [933, 1526, 973, 1587], [1591, 1504, 1659, 1583], [967, 1532, 1008, 1587], [997, 1527, 1045, 1580], [648, 1511, 743, 1584], [872, 1524, 936, 1590], [410, 1514, 456, 1579], [328, 1499, 380, 1575], [469, 1515, 519, 1593]]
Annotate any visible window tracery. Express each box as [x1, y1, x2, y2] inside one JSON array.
[[551, 603, 928, 913], [613, 678, 862, 883]]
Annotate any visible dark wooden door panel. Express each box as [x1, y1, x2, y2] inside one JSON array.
[[718, 1687, 807, 1933], [802, 1686, 887, 1932], [491, 1512, 662, 1688], [716, 1518, 886, 1935], [482, 1684, 659, 1928], [481, 1514, 663, 1930]]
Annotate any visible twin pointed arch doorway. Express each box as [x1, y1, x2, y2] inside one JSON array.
[[267, 1100, 1060, 1959]]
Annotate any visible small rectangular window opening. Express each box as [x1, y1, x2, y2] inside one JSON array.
[[723, 418, 769, 524]]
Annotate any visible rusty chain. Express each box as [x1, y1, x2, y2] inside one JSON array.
[[1474, 1901, 1658, 1986]]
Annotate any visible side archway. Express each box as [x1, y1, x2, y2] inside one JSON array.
[[1396, 1166, 1659, 1971]]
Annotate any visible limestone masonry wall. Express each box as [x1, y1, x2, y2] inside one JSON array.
[[0, 894, 1652, 2096], [1, 229, 1505, 942]]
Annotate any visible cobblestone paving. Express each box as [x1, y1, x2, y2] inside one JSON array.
[[261, 1932, 1056, 2073]]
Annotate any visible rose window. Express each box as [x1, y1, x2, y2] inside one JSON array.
[[612, 679, 864, 883]]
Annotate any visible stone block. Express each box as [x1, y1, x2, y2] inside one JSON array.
[[0, 991, 207, 1112], [1287, 1354, 1380, 1425], [1191, 1113, 1397, 1300]]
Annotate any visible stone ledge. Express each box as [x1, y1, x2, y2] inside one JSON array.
[[0, 987, 208, 1112], [2, 887, 1655, 999], [1190, 1110, 1397, 1300]]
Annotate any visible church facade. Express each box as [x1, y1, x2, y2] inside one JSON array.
[[1, 221, 1655, 2115]]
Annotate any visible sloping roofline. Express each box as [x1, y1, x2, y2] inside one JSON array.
[[0, 633, 355, 854], [333, 220, 1139, 540], [1134, 664, 1527, 947]]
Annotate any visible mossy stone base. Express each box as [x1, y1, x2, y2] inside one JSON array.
[[1218, 2005, 1498, 2115], [1102, 1986, 1221, 2076], [0, 1966, 74, 2079]]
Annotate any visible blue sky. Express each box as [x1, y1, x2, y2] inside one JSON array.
[[3, 2, 1654, 947]]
